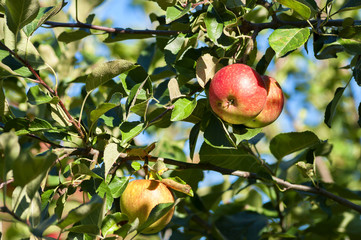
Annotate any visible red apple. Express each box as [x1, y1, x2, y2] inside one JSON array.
[[208, 64, 267, 124], [120, 179, 175, 234], [244, 75, 284, 128]]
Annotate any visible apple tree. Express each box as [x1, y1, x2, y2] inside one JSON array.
[[1, 0, 361, 239]]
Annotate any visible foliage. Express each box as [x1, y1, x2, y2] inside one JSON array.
[[1, 0, 361, 239]]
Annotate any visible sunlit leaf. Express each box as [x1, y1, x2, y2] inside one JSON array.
[[86, 60, 136, 92], [269, 27, 310, 57], [171, 98, 197, 121], [166, 4, 191, 24], [5, 0, 40, 34]]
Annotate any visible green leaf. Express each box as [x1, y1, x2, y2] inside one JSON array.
[[137, 199, 181, 234], [166, 4, 191, 24], [324, 87, 346, 128], [0, 49, 32, 77], [120, 121, 144, 144], [189, 122, 200, 160], [199, 142, 269, 176], [72, 163, 103, 179], [103, 143, 122, 178], [256, 47, 275, 75], [90, 102, 118, 124], [67, 224, 99, 235], [5, 0, 40, 34], [58, 30, 91, 43], [4, 117, 54, 134], [27, 85, 58, 105], [232, 125, 263, 146], [86, 60, 136, 92], [203, 114, 236, 149], [0, 131, 19, 177], [269, 27, 310, 57], [269, 131, 320, 160], [101, 213, 128, 237], [338, 38, 361, 55], [57, 195, 103, 229], [337, 0, 361, 13], [32, 215, 57, 237], [0, 81, 5, 117], [108, 176, 129, 198], [358, 103, 361, 128], [24, 1, 65, 36], [276, 0, 313, 19], [103, 32, 153, 43], [13, 151, 56, 187], [171, 98, 197, 121], [204, 5, 224, 44], [131, 161, 142, 171], [28, 118, 53, 132]]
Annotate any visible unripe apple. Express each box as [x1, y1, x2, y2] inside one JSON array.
[[208, 64, 267, 124], [120, 179, 175, 234], [244, 75, 284, 128]]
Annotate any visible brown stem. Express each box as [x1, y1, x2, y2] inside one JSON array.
[[0, 41, 86, 141], [142, 157, 361, 214], [0, 206, 26, 223], [42, 18, 361, 37], [44, 21, 188, 36]]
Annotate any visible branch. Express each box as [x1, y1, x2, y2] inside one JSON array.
[[140, 157, 361, 214], [0, 41, 86, 141], [43, 21, 188, 36], [42, 17, 361, 38]]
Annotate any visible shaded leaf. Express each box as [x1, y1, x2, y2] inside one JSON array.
[[57, 195, 103, 229], [270, 131, 320, 160], [189, 122, 200, 160], [203, 114, 236, 149], [27, 85, 59, 105], [199, 142, 270, 177], [68, 224, 99, 235], [337, 0, 361, 12], [256, 47, 275, 75], [58, 30, 91, 43], [324, 87, 346, 128]]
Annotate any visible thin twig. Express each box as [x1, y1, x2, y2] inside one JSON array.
[[0, 41, 86, 141], [43, 21, 188, 36]]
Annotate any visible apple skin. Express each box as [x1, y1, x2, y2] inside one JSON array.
[[208, 64, 267, 124], [120, 179, 175, 234], [244, 75, 284, 128]]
